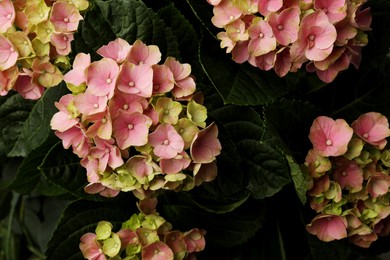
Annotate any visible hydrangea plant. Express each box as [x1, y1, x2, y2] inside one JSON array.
[[1, 0, 390, 259]]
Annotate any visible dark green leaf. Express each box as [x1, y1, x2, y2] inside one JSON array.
[[74, 0, 179, 60], [45, 199, 137, 260], [39, 142, 104, 201], [199, 35, 296, 106], [0, 94, 34, 156], [185, 0, 219, 37], [7, 84, 68, 158], [286, 155, 307, 205], [7, 138, 58, 194]]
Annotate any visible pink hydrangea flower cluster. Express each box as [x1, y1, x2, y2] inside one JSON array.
[[80, 199, 206, 260], [0, 0, 88, 99], [207, 0, 372, 83], [50, 38, 222, 199], [303, 112, 390, 248]]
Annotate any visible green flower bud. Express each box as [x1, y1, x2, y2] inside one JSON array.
[[103, 233, 121, 257], [187, 100, 207, 128], [126, 243, 142, 258], [142, 214, 166, 231], [381, 150, 390, 168], [122, 214, 142, 231], [344, 137, 364, 160], [324, 181, 342, 203], [96, 221, 113, 240]]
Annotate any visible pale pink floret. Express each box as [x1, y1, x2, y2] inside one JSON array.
[[333, 160, 363, 192], [350, 6, 372, 31], [314, 0, 347, 24], [217, 31, 236, 53], [258, 0, 283, 16], [81, 156, 100, 182], [0, 35, 18, 71], [366, 173, 390, 199], [149, 123, 185, 159], [85, 110, 113, 140], [274, 47, 292, 77], [248, 19, 277, 57], [127, 40, 161, 66], [255, 51, 276, 71], [309, 116, 353, 157], [226, 19, 249, 42], [116, 62, 153, 98], [351, 112, 390, 150], [152, 64, 174, 95], [211, 0, 242, 28], [349, 232, 378, 248], [164, 57, 196, 99], [90, 137, 124, 172], [268, 7, 300, 46], [55, 125, 91, 158], [84, 182, 120, 198], [0, 0, 15, 33], [306, 214, 348, 242], [193, 161, 218, 186], [190, 122, 222, 164], [232, 40, 250, 64], [14, 72, 45, 100], [50, 2, 83, 32], [97, 38, 131, 64], [73, 93, 108, 116], [112, 111, 152, 149], [50, 32, 74, 56], [290, 10, 337, 62], [86, 58, 119, 98], [160, 151, 191, 174], [207, 0, 222, 6], [79, 233, 106, 260], [50, 94, 79, 132], [184, 228, 206, 253], [64, 53, 91, 86], [141, 241, 174, 260], [108, 92, 148, 118]]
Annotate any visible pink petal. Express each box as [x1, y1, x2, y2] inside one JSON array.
[[116, 62, 153, 98], [190, 122, 221, 163]]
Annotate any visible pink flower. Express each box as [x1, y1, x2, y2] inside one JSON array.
[[141, 241, 174, 260], [0, 0, 15, 33], [164, 231, 186, 256], [274, 47, 292, 77], [309, 116, 353, 157], [258, 0, 283, 16], [366, 173, 390, 199], [116, 62, 153, 98], [211, 0, 242, 28], [183, 228, 206, 253], [164, 57, 196, 99], [127, 40, 161, 66], [152, 64, 174, 95], [97, 38, 131, 64], [0, 35, 18, 71], [90, 137, 124, 172], [231, 40, 250, 64], [290, 10, 337, 62], [56, 125, 91, 158], [149, 124, 184, 159], [85, 110, 113, 140], [64, 53, 91, 86], [50, 94, 79, 132], [13, 71, 44, 100], [248, 18, 277, 57], [0, 66, 18, 96], [351, 112, 390, 150], [63, 53, 91, 86], [81, 156, 100, 182], [190, 122, 221, 164], [314, 0, 347, 24], [308, 175, 330, 197], [112, 111, 152, 149], [255, 51, 276, 71], [268, 7, 300, 46], [126, 155, 158, 182], [207, 0, 222, 6], [84, 182, 120, 198], [333, 159, 363, 192], [86, 58, 119, 98], [306, 214, 348, 242], [50, 2, 83, 32], [73, 93, 108, 116], [79, 233, 106, 260], [193, 161, 218, 186], [349, 230, 378, 248], [50, 32, 74, 55], [160, 151, 191, 174], [108, 92, 148, 118]]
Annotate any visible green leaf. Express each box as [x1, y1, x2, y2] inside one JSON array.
[[286, 155, 307, 205], [45, 199, 137, 260], [74, 0, 179, 60], [157, 3, 202, 77], [185, 0, 219, 37], [39, 142, 104, 201], [0, 94, 35, 156], [7, 84, 68, 158], [7, 138, 58, 194], [199, 35, 296, 106]]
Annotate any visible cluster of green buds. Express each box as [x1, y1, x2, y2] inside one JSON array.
[[303, 112, 390, 247], [79, 199, 206, 260], [0, 0, 88, 99]]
